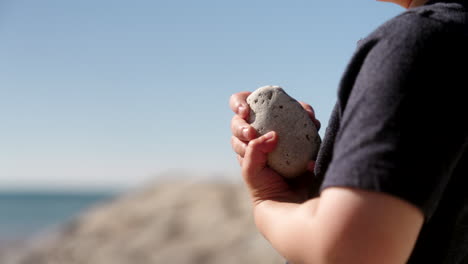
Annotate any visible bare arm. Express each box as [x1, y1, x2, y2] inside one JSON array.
[[253, 187, 423, 264]]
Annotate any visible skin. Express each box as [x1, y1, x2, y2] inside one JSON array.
[[230, 1, 429, 263], [378, 0, 428, 8]]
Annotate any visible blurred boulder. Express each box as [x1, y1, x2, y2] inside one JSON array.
[[0, 181, 285, 264]]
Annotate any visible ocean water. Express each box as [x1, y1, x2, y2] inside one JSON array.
[[0, 191, 116, 241]]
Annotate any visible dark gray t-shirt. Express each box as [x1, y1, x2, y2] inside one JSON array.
[[313, 0, 468, 263]]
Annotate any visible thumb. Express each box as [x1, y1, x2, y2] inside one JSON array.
[[242, 131, 277, 179], [242, 131, 305, 204], [242, 131, 279, 192]]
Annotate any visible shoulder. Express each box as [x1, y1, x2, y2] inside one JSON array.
[[361, 2, 468, 54], [351, 3, 468, 80]]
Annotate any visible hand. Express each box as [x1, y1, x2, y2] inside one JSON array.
[[229, 91, 321, 205], [229, 92, 423, 264]]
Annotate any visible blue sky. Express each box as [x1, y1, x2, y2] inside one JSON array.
[[0, 0, 403, 190]]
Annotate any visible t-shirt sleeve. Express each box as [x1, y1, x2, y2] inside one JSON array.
[[320, 21, 468, 219]]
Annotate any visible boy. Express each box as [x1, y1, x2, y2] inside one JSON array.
[[229, 0, 468, 263]]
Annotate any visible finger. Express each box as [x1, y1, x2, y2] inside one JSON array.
[[307, 160, 316, 172], [313, 119, 321, 131], [242, 131, 278, 180], [284, 175, 310, 201], [231, 115, 257, 141], [231, 136, 248, 158], [299, 101, 315, 116], [229, 92, 251, 119], [237, 155, 243, 166], [299, 101, 321, 131]]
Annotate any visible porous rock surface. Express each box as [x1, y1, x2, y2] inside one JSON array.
[[247, 85, 321, 178]]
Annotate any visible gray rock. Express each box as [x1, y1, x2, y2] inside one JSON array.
[[2, 180, 285, 264], [247, 85, 321, 178]]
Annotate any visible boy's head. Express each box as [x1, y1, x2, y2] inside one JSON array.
[[377, 0, 428, 8]]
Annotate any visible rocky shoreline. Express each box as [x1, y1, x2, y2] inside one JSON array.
[[0, 180, 285, 264]]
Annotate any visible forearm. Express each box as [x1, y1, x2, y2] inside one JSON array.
[[254, 198, 326, 264], [253, 188, 423, 264]]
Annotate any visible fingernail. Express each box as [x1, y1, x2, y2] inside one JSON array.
[[238, 105, 247, 117], [242, 127, 250, 139], [238, 104, 245, 113], [264, 131, 275, 140]]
